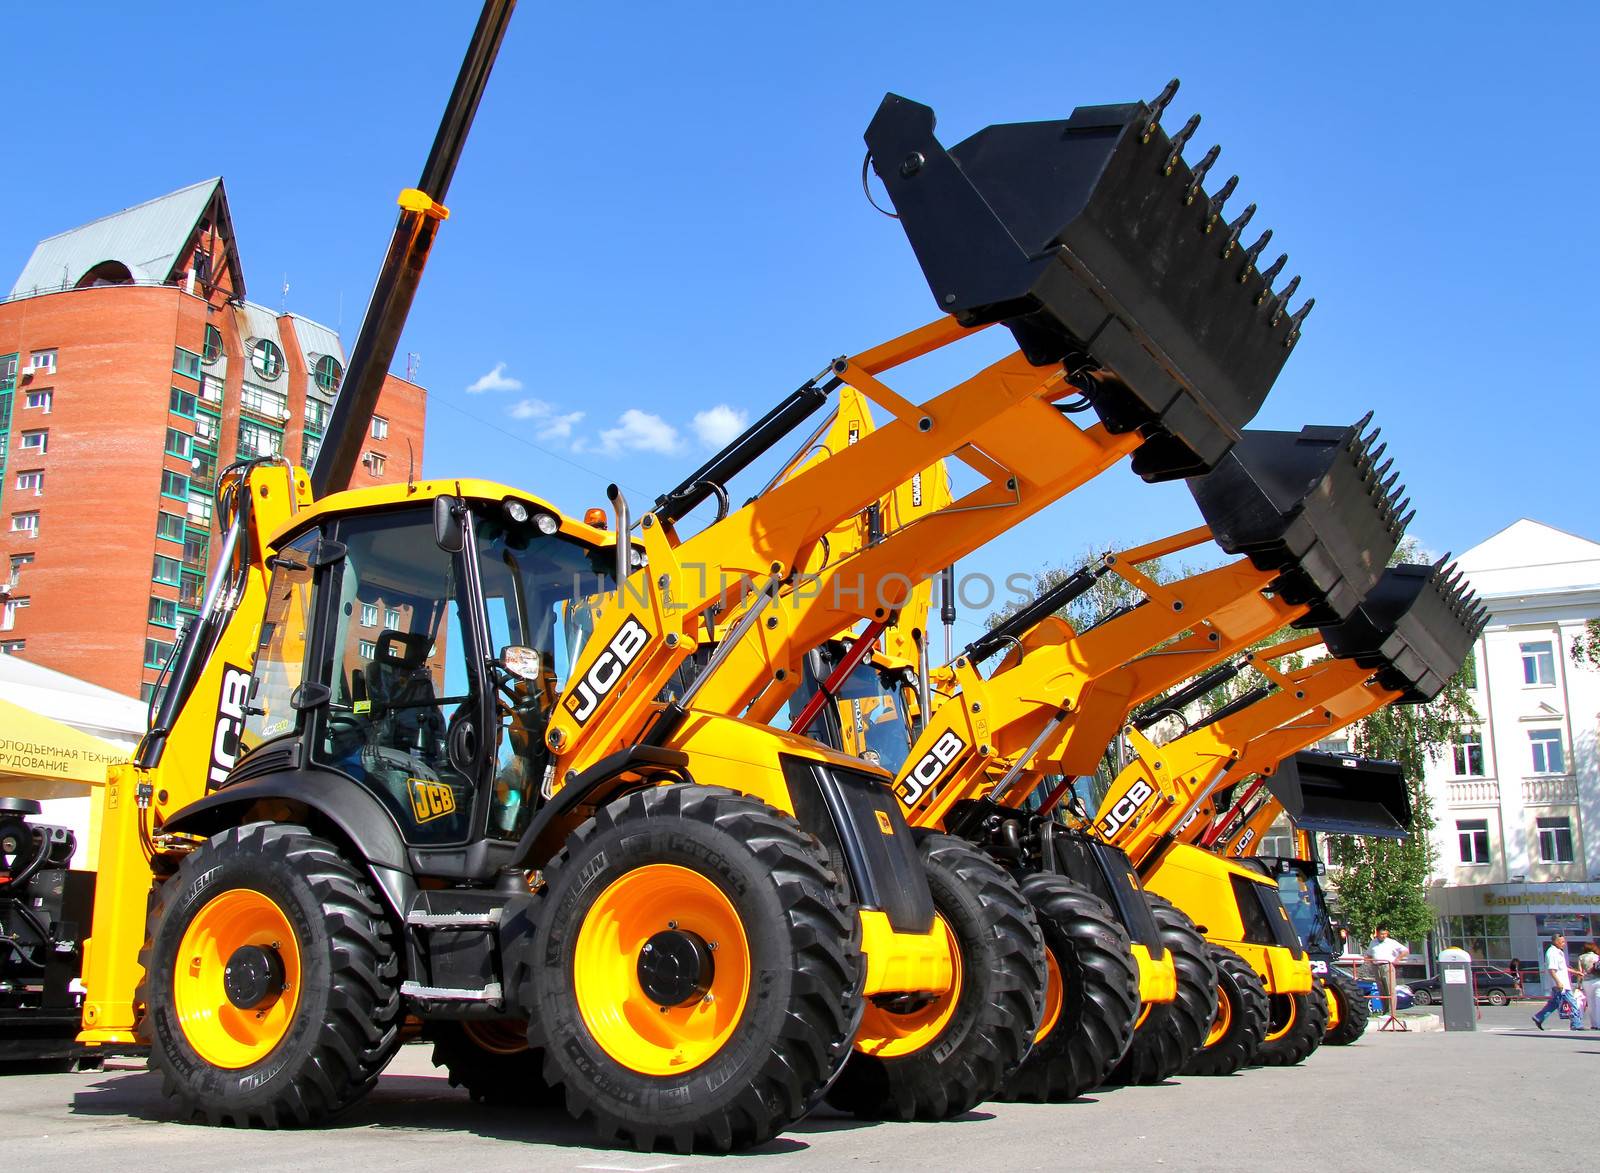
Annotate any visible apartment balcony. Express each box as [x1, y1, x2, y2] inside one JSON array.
[[1446, 779, 1501, 806], [1521, 775, 1578, 804]]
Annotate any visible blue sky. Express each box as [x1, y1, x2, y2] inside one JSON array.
[[10, 2, 1596, 635]]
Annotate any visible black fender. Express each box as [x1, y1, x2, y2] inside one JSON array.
[[160, 769, 415, 919], [511, 745, 690, 869]]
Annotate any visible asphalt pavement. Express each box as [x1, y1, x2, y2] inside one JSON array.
[[8, 1005, 1592, 1172]]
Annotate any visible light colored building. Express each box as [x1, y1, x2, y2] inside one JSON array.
[[1422, 520, 1600, 988]]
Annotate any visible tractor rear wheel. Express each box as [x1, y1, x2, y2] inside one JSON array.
[[827, 834, 1045, 1120], [1323, 968, 1370, 1044], [1181, 946, 1267, 1077], [423, 1019, 558, 1106], [524, 784, 861, 1154], [141, 823, 402, 1126], [1001, 873, 1139, 1102], [1254, 981, 1329, 1066], [1108, 895, 1219, 1085]]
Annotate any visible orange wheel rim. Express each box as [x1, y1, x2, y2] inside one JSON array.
[[1264, 994, 1296, 1043], [172, 888, 301, 1069], [1203, 981, 1233, 1048], [1134, 1000, 1152, 1031], [1323, 984, 1340, 1031], [463, 1019, 530, 1056], [855, 915, 963, 1058], [1035, 947, 1065, 1043], [573, 864, 751, 1076]]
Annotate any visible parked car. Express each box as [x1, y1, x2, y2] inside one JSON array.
[[1407, 964, 1519, 1006], [1358, 978, 1415, 1013]]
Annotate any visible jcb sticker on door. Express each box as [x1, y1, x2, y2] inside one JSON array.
[[409, 778, 457, 823], [564, 616, 650, 725], [898, 730, 965, 808]]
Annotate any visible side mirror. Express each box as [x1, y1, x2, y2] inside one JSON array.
[[434, 495, 464, 552], [501, 645, 542, 681]]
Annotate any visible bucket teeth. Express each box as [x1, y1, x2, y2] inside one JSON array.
[[1285, 298, 1315, 345], [1184, 145, 1221, 204], [1268, 275, 1302, 325], [1237, 229, 1273, 280], [1163, 114, 1201, 175], [1204, 175, 1239, 229], [1141, 77, 1181, 141], [1255, 254, 1289, 300], [1221, 203, 1257, 258]]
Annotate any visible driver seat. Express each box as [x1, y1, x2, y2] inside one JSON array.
[[367, 629, 445, 756]]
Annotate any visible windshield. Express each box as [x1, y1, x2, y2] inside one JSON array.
[[787, 647, 918, 774], [1276, 870, 1334, 953]]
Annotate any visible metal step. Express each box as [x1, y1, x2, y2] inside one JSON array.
[[404, 910, 500, 930], [400, 980, 504, 1003]]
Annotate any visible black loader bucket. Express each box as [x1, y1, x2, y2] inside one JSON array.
[[864, 79, 1312, 481], [1263, 751, 1411, 838], [1187, 416, 1411, 627], [1320, 560, 1490, 703]]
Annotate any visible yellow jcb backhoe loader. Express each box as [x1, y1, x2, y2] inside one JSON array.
[[1091, 559, 1485, 1073], [780, 415, 1413, 1098], [79, 13, 1315, 1148]]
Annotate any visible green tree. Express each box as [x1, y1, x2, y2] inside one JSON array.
[[1571, 618, 1600, 669]]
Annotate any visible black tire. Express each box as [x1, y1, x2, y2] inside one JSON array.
[[1001, 873, 1139, 1102], [423, 1019, 559, 1106], [1323, 968, 1370, 1045], [827, 834, 1045, 1121], [1487, 988, 1509, 1007], [1411, 986, 1433, 1006], [1182, 946, 1267, 1077], [1255, 981, 1329, 1067], [524, 784, 861, 1154], [1108, 895, 1220, 1085], [141, 823, 402, 1126]]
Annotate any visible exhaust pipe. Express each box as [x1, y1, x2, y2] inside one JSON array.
[[607, 483, 630, 591]]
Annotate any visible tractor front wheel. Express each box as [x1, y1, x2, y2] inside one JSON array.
[[1255, 981, 1329, 1067], [1108, 895, 1219, 1085], [423, 1019, 558, 1106], [1181, 946, 1267, 1077], [1323, 968, 1370, 1045], [826, 834, 1045, 1120], [1001, 873, 1139, 1102], [524, 785, 860, 1154], [141, 823, 402, 1126]]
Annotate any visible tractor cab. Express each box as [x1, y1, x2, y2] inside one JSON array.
[[788, 641, 924, 779], [233, 483, 616, 868]]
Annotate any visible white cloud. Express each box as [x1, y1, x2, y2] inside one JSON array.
[[508, 398, 585, 444], [578, 409, 684, 458], [467, 362, 522, 393], [536, 411, 584, 443], [507, 397, 553, 420], [692, 404, 747, 449]]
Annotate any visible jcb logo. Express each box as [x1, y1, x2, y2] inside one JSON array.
[[910, 473, 923, 507], [208, 666, 252, 792], [564, 616, 650, 725], [1231, 828, 1256, 857], [1097, 777, 1155, 840], [898, 730, 965, 808], [408, 778, 457, 824]]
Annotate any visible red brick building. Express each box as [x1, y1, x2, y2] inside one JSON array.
[[0, 178, 426, 700]]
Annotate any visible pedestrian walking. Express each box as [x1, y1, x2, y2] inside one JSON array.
[[1509, 958, 1524, 1000], [1532, 934, 1581, 1030], [1579, 942, 1600, 1032]]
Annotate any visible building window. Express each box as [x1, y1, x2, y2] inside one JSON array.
[[358, 639, 377, 660], [314, 354, 343, 391], [10, 512, 38, 535], [237, 419, 284, 457], [384, 606, 401, 629], [156, 512, 186, 542], [0, 354, 16, 382], [1521, 640, 1556, 686], [2, 596, 29, 631], [194, 413, 219, 446], [164, 427, 192, 459], [302, 435, 321, 464], [160, 470, 189, 499], [14, 471, 42, 495], [8, 554, 33, 587], [1536, 816, 1575, 864], [1451, 730, 1485, 777], [173, 347, 202, 379], [202, 325, 224, 364], [24, 389, 51, 412], [360, 603, 377, 627], [1456, 819, 1490, 865], [1529, 729, 1566, 775], [0, 640, 23, 656], [148, 596, 178, 628], [366, 452, 386, 476], [250, 339, 284, 380], [152, 554, 182, 585], [19, 430, 46, 454], [371, 415, 389, 440], [241, 381, 289, 420], [28, 349, 56, 372], [144, 638, 174, 668], [200, 373, 224, 405], [304, 398, 330, 431], [169, 386, 198, 418], [188, 491, 213, 525]]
